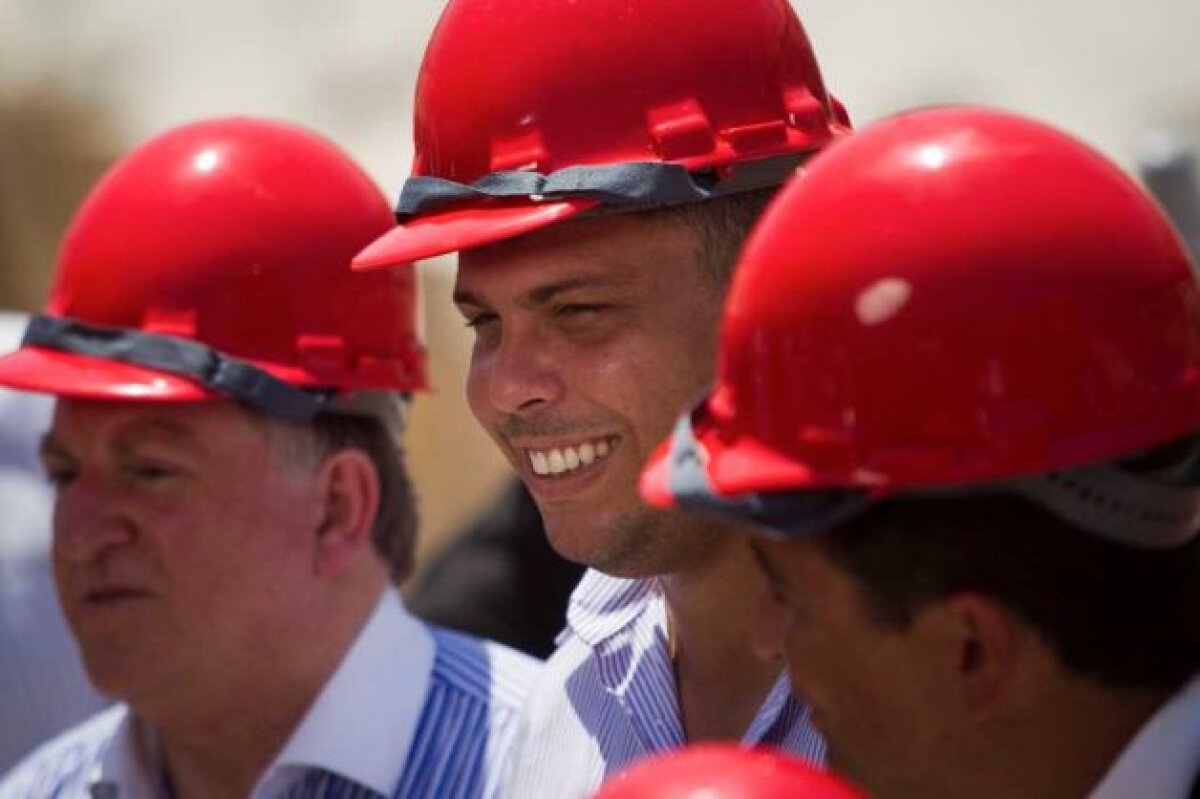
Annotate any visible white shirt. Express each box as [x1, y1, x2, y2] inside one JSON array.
[[508, 569, 825, 799], [86, 590, 433, 799], [256, 590, 434, 797], [1, 589, 540, 799], [1089, 675, 1200, 799]]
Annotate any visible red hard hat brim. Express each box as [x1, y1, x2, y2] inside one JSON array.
[[0, 347, 215, 403], [641, 398, 848, 510], [352, 197, 600, 269], [640, 437, 681, 509]]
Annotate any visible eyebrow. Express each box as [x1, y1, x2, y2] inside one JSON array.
[[453, 273, 634, 309]]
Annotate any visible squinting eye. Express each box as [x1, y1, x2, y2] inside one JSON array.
[[128, 463, 180, 481], [43, 465, 78, 489], [562, 304, 605, 314], [557, 304, 610, 320], [462, 311, 498, 329]]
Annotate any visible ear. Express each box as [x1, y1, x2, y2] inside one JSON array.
[[310, 447, 381, 578], [937, 592, 1025, 718]]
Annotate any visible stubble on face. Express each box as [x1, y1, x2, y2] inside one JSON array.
[[457, 212, 728, 579]]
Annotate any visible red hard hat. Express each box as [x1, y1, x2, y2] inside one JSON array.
[[0, 117, 426, 421], [643, 106, 1200, 543], [353, 0, 851, 270], [591, 745, 865, 799]]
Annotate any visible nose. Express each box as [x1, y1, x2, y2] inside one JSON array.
[[53, 475, 136, 565], [752, 586, 788, 662], [471, 321, 565, 417]]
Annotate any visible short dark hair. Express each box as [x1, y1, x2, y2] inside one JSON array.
[[818, 492, 1200, 692], [643, 187, 780, 284]]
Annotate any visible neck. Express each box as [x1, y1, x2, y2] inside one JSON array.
[[946, 675, 1172, 799], [152, 577, 387, 799], [661, 527, 782, 742]]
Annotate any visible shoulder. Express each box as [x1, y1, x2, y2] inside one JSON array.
[[519, 570, 659, 730], [505, 635, 613, 798], [564, 570, 658, 648], [508, 624, 621, 773], [427, 626, 542, 715], [521, 569, 661, 722], [0, 705, 126, 799], [395, 630, 540, 799]]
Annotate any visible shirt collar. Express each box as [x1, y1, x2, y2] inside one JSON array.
[[564, 569, 660, 647], [88, 708, 165, 799], [256, 589, 435, 797], [86, 592, 435, 799], [1088, 674, 1200, 799], [568, 569, 822, 757]]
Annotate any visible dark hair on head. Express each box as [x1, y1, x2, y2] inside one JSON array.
[[817, 491, 1200, 692], [643, 186, 780, 285]]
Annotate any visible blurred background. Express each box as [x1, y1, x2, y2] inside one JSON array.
[[1, 0, 1199, 769]]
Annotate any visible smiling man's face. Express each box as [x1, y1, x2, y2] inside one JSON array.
[[455, 212, 727, 577], [42, 399, 325, 709]]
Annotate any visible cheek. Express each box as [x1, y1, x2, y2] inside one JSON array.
[[586, 335, 715, 445], [779, 612, 882, 716], [174, 477, 313, 575], [779, 618, 830, 693], [822, 637, 930, 756], [464, 346, 491, 419], [168, 500, 313, 624]]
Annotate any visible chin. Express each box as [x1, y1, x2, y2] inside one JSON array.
[[547, 506, 688, 579], [79, 652, 145, 700], [74, 629, 170, 700]]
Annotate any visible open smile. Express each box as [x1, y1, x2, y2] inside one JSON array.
[[525, 435, 619, 478]]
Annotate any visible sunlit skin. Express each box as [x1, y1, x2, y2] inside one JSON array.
[[455, 212, 730, 579], [42, 398, 388, 797]]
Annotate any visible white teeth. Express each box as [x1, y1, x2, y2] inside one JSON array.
[[526, 437, 615, 478]]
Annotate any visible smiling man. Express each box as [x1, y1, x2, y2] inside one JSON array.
[[642, 106, 1200, 799], [0, 117, 538, 799], [351, 0, 849, 794]]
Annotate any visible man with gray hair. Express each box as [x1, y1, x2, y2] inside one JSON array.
[[0, 116, 537, 799]]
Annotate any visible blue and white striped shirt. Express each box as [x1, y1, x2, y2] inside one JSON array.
[[0, 592, 541, 799], [508, 569, 826, 798]]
